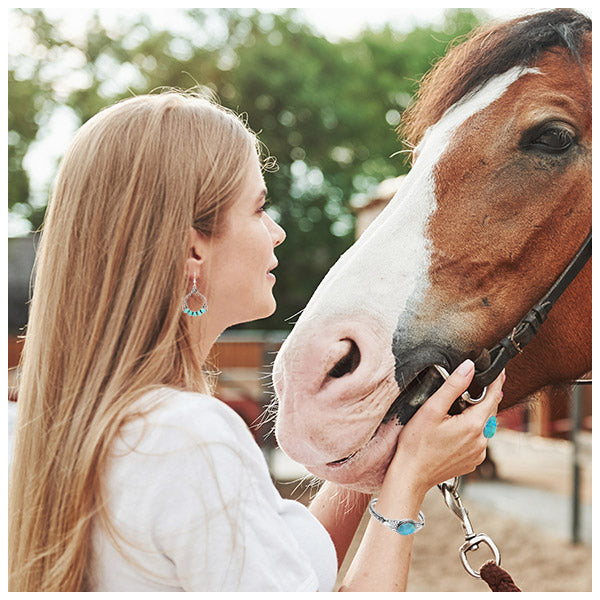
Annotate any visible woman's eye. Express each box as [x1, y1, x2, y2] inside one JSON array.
[[259, 200, 271, 213], [525, 125, 576, 154]]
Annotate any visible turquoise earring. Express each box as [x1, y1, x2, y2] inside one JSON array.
[[183, 275, 208, 317]]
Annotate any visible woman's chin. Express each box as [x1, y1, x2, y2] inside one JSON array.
[[261, 292, 278, 318], [233, 298, 277, 325]]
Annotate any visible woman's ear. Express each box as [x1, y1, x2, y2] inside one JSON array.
[[185, 227, 206, 281]]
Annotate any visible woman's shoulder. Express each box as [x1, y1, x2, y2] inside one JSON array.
[[137, 386, 236, 421], [107, 387, 276, 522], [119, 387, 254, 453], [106, 387, 267, 503]]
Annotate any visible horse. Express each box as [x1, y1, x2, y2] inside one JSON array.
[[273, 8, 591, 493]]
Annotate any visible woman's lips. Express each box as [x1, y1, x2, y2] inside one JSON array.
[[267, 261, 278, 281]]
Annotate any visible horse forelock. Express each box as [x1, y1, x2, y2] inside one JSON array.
[[400, 8, 592, 149]]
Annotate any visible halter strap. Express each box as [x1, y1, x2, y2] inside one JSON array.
[[472, 233, 592, 388]]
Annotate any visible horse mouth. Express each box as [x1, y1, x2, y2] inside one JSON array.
[[325, 422, 383, 467], [325, 364, 469, 468], [384, 365, 450, 425], [325, 366, 445, 468], [386, 359, 487, 425], [328, 450, 359, 466]]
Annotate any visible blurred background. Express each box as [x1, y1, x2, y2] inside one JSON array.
[[7, 6, 592, 591]]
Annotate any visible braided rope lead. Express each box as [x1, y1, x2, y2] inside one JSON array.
[[480, 560, 521, 592]]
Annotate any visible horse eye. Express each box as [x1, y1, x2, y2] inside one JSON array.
[[526, 125, 575, 154]]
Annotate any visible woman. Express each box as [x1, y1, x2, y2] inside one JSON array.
[[8, 91, 504, 592]]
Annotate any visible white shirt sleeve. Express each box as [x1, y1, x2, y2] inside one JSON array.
[[89, 389, 337, 592]]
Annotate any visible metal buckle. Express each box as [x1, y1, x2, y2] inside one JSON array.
[[438, 478, 501, 579], [509, 328, 523, 353]]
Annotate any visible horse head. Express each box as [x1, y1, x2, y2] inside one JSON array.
[[273, 9, 591, 492]]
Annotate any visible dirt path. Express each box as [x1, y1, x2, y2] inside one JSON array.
[[275, 427, 592, 592], [332, 489, 591, 592], [406, 489, 591, 592], [279, 479, 591, 592]]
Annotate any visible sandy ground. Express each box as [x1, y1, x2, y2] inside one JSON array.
[[347, 489, 591, 592], [274, 483, 592, 593]]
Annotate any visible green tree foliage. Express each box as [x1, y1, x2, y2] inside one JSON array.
[[8, 8, 486, 329]]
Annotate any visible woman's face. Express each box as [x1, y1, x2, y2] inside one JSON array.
[[199, 155, 286, 329]]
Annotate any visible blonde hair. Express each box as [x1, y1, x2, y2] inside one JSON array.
[[8, 91, 262, 591]]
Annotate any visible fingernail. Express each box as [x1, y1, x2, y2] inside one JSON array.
[[502, 370, 506, 383], [457, 359, 474, 376]]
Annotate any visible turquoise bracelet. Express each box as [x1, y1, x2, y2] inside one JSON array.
[[368, 498, 425, 535]]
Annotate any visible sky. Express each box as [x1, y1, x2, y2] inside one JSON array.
[[79, 5, 595, 39], [300, 6, 558, 39], [16, 6, 594, 43]]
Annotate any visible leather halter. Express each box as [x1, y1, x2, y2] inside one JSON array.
[[472, 233, 592, 388]]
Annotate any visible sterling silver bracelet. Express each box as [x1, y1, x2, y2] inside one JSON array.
[[368, 498, 425, 535]]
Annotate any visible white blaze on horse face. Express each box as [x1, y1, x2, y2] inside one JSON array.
[[274, 66, 539, 481]]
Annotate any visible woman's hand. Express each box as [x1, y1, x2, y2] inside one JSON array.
[[340, 360, 504, 592], [383, 359, 505, 500]]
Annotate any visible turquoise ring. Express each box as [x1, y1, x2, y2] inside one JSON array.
[[483, 415, 497, 439]]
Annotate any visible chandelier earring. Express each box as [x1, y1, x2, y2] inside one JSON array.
[[182, 274, 208, 317]]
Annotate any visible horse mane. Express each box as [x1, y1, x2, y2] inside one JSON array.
[[401, 8, 592, 148]]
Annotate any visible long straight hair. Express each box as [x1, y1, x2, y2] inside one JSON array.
[[8, 91, 261, 591]]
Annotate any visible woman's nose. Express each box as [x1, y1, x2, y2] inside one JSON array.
[[269, 216, 286, 247]]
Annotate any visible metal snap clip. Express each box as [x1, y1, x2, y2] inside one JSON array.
[[460, 533, 502, 578]]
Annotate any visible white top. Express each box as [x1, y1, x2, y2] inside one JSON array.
[[88, 389, 337, 592]]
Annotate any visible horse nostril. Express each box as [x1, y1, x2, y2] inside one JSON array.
[[328, 339, 361, 378]]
